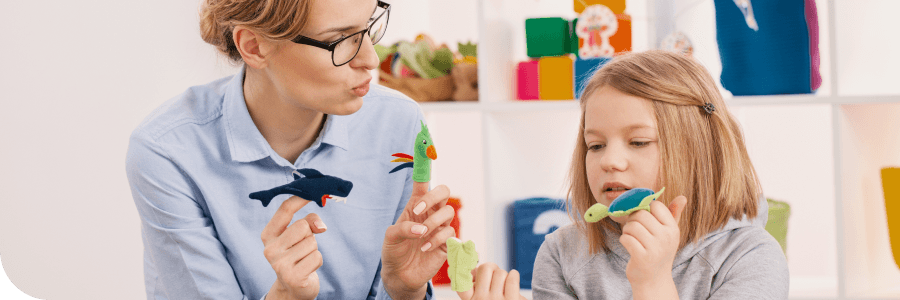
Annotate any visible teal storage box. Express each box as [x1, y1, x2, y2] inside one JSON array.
[[511, 197, 571, 288], [575, 57, 610, 99], [526, 18, 569, 58]]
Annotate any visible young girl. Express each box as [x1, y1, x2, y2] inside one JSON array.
[[532, 50, 789, 299]]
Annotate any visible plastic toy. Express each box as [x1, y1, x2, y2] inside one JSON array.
[[882, 167, 900, 269], [446, 237, 479, 292], [575, 57, 610, 99], [389, 121, 437, 182], [249, 168, 354, 207], [574, 0, 625, 15], [576, 5, 618, 58], [525, 17, 570, 58], [584, 187, 665, 222], [516, 60, 539, 100], [538, 56, 574, 100]]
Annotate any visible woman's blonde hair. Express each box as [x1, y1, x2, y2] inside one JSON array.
[[199, 0, 314, 63], [567, 50, 762, 254]]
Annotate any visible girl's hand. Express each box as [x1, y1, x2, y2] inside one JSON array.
[[457, 263, 526, 300], [619, 195, 687, 299], [261, 196, 327, 300], [381, 182, 457, 299]]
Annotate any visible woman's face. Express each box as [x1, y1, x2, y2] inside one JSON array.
[[583, 86, 661, 224], [265, 0, 381, 116]]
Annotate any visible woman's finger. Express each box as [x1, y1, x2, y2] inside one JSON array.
[[421, 226, 455, 252], [383, 220, 430, 246], [262, 196, 311, 244], [275, 219, 313, 251], [421, 205, 455, 235], [302, 213, 327, 234], [408, 184, 450, 216]]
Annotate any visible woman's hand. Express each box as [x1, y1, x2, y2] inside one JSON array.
[[261, 196, 327, 300], [619, 195, 687, 300], [381, 182, 457, 299], [457, 263, 526, 300]]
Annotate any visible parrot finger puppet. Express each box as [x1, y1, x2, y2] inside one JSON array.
[[446, 237, 479, 292], [584, 187, 665, 222], [249, 168, 353, 208], [388, 120, 437, 182]]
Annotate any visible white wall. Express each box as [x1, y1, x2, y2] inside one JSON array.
[[0, 0, 239, 299]]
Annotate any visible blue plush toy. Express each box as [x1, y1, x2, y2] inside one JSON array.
[[584, 187, 665, 222], [249, 168, 353, 207]]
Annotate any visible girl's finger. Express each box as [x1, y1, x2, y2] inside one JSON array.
[[505, 269, 521, 299], [489, 267, 508, 297], [622, 219, 654, 248], [474, 263, 498, 297], [648, 200, 676, 227], [619, 233, 647, 257]]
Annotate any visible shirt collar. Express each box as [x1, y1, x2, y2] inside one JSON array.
[[224, 65, 351, 163]]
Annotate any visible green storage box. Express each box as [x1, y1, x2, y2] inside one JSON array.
[[526, 17, 569, 58], [765, 198, 791, 254]]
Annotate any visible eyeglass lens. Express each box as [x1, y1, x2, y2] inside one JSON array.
[[333, 5, 389, 66]]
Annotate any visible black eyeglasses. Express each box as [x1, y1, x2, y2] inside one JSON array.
[[291, 1, 391, 66]]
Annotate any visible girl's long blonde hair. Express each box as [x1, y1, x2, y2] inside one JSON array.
[[567, 50, 762, 254]]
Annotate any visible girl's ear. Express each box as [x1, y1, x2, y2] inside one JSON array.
[[233, 25, 272, 69]]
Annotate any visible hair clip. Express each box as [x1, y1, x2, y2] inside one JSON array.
[[702, 102, 716, 114]]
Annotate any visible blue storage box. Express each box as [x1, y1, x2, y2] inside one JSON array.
[[714, 0, 820, 95], [511, 198, 572, 289], [575, 57, 611, 99]]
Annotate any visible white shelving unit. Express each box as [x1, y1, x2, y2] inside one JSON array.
[[385, 0, 900, 299]]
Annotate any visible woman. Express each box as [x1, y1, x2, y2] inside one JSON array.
[[125, 0, 455, 299]]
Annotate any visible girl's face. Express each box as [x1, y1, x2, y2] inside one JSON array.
[[264, 0, 381, 115], [583, 86, 661, 224]]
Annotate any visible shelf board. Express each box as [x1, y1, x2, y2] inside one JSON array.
[[418, 95, 900, 113]]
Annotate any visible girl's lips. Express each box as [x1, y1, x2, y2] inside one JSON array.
[[604, 189, 628, 201]]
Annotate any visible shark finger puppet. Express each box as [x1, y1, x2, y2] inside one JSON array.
[[446, 237, 479, 292], [389, 120, 437, 182], [249, 168, 353, 208], [584, 187, 665, 222]]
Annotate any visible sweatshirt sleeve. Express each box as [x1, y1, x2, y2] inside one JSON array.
[[126, 131, 250, 300], [708, 231, 790, 300], [531, 232, 579, 299]]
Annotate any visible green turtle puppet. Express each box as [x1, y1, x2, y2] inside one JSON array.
[[585, 187, 666, 222]]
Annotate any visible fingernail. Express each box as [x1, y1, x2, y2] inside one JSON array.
[[420, 242, 432, 252], [413, 201, 426, 215], [315, 220, 327, 230], [411, 224, 427, 235]]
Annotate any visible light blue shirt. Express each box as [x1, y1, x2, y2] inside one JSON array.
[[126, 66, 433, 300]]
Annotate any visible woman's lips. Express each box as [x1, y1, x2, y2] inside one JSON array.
[[352, 79, 371, 97]]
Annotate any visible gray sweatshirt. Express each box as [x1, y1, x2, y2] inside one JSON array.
[[532, 197, 789, 299]]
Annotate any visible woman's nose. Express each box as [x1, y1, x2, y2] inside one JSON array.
[[350, 37, 380, 70]]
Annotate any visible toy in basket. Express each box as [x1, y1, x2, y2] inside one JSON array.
[[375, 34, 478, 102]]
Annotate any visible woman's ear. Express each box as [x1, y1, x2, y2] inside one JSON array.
[[233, 25, 273, 69]]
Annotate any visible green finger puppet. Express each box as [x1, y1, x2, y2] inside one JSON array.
[[585, 187, 666, 222], [446, 237, 479, 292], [388, 121, 437, 182]]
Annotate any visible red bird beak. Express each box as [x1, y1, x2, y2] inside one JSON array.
[[426, 145, 437, 160]]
